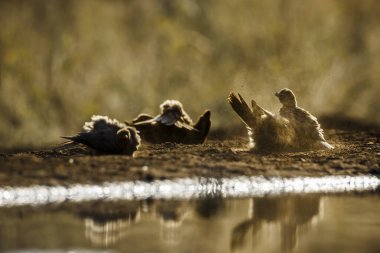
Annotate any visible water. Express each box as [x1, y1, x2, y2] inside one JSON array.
[[1, 176, 380, 253], [0, 194, 380, 253]]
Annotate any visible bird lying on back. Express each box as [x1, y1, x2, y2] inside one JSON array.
[[61, 115, 141, 155], [127, 100, 211, 144], [228, 88, 333, 152]]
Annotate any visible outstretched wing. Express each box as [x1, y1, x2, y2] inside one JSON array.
[[228, 93, 255, 127], [228, 92, 273, 129]]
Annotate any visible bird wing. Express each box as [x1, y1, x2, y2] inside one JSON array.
[[128, 114, 154, 124], [62, 129, 121, 154], [155, 113, 177, 126], [228, 93, 256, 128], [174, 120, 198, 131], [293, 107, 326, 141], [154, 112, 197, 131], [251, 99, 274, 117], [228, 92, 273, 129]]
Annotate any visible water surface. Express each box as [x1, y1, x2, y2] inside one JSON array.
[[1, 193, 380, 253]]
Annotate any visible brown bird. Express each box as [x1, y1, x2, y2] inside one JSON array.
[[228, 89, 333, 152], [275, 88, 333, 150], [61, 115, 141, 155], [127, 100, 211, 144]]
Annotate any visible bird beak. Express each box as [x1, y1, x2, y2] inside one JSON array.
[[274, 92, 279, 97]]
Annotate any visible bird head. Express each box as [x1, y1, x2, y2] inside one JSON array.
[[275, 88, 297, 107], [117, 127, 141, 155], [157, 99, 193, 125], [160, 100, 184, 119]]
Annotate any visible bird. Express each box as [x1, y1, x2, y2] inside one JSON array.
[[127, 100, 211, 144], [228, 89, 333, 152], [60, 115, 141, 155], [275, 88, 334, 150]]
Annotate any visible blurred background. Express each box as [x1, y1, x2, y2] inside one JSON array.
[[0, 0, 379, 148]]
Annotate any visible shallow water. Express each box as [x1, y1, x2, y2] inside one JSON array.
[[1, 192, 380, 253]]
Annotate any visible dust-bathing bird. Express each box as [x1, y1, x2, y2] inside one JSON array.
[[275, 88, 333, 150], [228, 88, 333, 152], [61, 115, 141, 155], [127, 100, 211, 144]]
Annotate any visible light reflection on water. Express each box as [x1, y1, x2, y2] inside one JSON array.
[[1, 194, 380, 253], [0, 175, 379, 207]]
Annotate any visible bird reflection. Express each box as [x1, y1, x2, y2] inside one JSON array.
[[194, 194, 226, 219], [146, 199, 190, 245], [77, 201, 141, 246], [77, 199, 191, 246], [231, 195, 321, 253]]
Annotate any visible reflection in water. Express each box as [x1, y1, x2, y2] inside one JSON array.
[[79, 201, 140, 246], [78, 195, 320, 251], [156, 200, 190, 245], [78, 196, 228, 247], [79, 199, 191, 246], [231, 195, 321, 253], [84, 218, 133, 246], [1, 194, 380, 253], [194, 193, 226, 219]]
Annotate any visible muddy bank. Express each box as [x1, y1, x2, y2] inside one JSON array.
[[0, 128, 379, 187]]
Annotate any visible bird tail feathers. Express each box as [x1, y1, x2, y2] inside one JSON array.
[[52, 139, 79, 151]]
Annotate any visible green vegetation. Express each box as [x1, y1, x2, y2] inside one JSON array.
[[0, 0, 379, 148]]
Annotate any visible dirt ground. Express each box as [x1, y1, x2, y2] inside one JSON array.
[[0, 117, 379, 187]]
